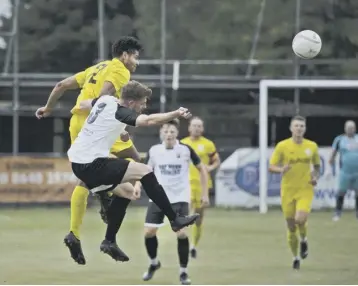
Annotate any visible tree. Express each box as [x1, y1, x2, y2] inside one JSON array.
[[133, 0, 358, 77], [2, 0, 358, 76], [1, 0, 137, 72]]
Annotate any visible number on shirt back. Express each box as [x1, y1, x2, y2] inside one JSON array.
[[87, 103, 106, 124], [88, 63, 107, 84]]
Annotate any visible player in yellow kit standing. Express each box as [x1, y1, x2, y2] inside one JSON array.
[[269, 116, 320, 270], [35, 37, 142, 265], [181, 117, 221, 258]]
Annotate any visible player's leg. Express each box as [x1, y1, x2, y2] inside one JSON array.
[[121, 161, 199, 232], [68, 116, 90, 238], [333, 171, 349, 221], [65, 115, 88, 265], [175, 202, 191, 285], [97, 139, 139, 224], [281, 192, 300, 269], [295, 191, 314, 261], [143, 202, 164, 281], [70, 158, 133, 262], [100, 184, 133, 262], [190, 182, 203, 258], [350, 175, 358, 219]]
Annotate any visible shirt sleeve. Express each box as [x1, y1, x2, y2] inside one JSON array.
[[115, 105, 138, 126], [207, 141, 218, 158], [105, 67, 130, 93], [74, 69, 88, 88], [146, 148, 155, 168], [312, 143, 321, 166], [332, 135, 341, 151], [269, 142, 283, 166], [183, 144, 201, 166], [91, 98, 99, 107]]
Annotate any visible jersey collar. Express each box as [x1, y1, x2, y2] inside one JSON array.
[[162, 140, 179, 149], [189, 136, 202, 142], [112, 58, 129, 71]]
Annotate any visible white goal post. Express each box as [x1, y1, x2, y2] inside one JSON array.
[[259, 79, 358, 214]]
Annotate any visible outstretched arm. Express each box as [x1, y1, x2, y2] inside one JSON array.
[[45, 76, 80, 109], [135, 107, 191, 127], [35, 75, 80, 118]]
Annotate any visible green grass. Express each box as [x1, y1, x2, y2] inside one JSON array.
[[0, 207, 358, 285]]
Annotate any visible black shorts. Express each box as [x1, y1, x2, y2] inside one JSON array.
[[71, 157, 130, 193], [144, 201, 189, 227]]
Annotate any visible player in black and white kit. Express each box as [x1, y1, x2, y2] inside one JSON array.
[[67, 81, 200, 262], [139, 120, 209, 285]]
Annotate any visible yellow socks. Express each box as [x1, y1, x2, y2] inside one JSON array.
[[287, 228, 299, 257], [298, 222, 307, 240], [70, 186, 89, 239], [192, 224, 202, 248]]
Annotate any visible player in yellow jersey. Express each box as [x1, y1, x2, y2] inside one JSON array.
[[35, 36, 142, 265], [181, 117, 221, 258], [269, 115, 320, 270]]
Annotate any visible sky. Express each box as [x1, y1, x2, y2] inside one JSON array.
[[0, 0, 12, 49]]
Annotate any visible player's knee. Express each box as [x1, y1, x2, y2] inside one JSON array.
[[176, 229, 187, 239], [195, 207, 204, 216], [127, 162, 153, 181], [194, 213, 203, 225], [295, 213, 308, 225], [286, 218, 296, 231], [295, 217, 306, 225], [112, 183, 135, 200], [138, 163, 152, 176], [144, 227, 158, 237]]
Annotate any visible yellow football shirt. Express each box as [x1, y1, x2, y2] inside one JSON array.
[[269, 138, 320, 190], [71, 58, 130, 115], [181, 136, 217, 188]]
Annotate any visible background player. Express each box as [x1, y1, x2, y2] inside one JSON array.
[[181, 117, 220, 258], [329, 120, 358, 221], [67, 81, 199, 262], [35, 36, 142, 265], [269, 115, 320, 270], [141, 120, 209, 285]]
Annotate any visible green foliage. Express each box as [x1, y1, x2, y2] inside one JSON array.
[[1, 0, 137, 72], [1, 0, 358, 76]]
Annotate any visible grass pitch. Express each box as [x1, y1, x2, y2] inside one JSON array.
[[0, 207, 357, 284]]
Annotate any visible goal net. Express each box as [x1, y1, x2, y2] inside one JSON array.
[[259, 80, 358, 213]]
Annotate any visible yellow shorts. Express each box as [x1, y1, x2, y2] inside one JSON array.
[[69, 114, 133, 153], [190, 180, 212, 209], [281, 189, 314, 219]]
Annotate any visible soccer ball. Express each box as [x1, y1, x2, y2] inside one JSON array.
[[292, 30, 322, 59]]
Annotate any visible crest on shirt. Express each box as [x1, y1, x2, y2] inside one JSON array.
[[176, 152, 181, 158], [305, 149, 311, 156], [198, 144, 205, 151]]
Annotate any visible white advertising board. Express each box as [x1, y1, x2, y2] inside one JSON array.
[[215, 148, 355, 209]]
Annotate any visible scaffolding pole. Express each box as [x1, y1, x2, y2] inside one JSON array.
[[293, 0, 301, 114], [12, 0, 20, 155], [160, 0, 166, 112], [98, 0, 105, 61]]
